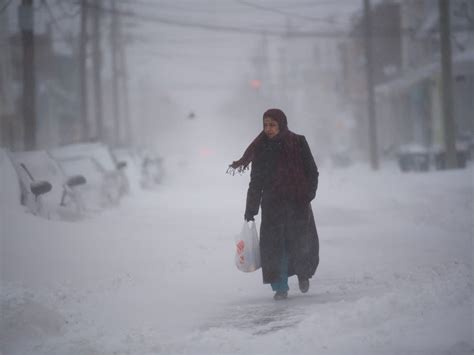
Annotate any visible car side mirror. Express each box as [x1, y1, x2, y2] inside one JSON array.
[[116, 161, 127, 170], [66, 175, 87, 187], [30, 180, 52, 197]]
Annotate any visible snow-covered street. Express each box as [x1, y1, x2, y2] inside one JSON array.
[[1, 161, 473, 354]]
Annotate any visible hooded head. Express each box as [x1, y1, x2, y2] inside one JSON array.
[[263, 108, 288, 132], [228, 108, 290, 173]]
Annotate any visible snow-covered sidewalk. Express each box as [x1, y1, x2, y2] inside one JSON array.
[[1, 162, 473, 354]]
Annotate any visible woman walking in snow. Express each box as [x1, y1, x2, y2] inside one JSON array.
[[229, 108, 320, 300]]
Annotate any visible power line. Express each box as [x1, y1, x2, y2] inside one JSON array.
[[115, 0, 248, 13], [42, 0, 75, 48], [0, 0, 13, 14], [42, 0, 67, 35], [116, 0, 357, 12], [84, 2, 349, 38], [55, 0, 81, 18], [41, 1, 473, 42], [82, 2, 466, 39], [135, 48, 319, 63], [270, 0, 359, 7], [235, 0, 348, 25], [84, 2, 288, 36]]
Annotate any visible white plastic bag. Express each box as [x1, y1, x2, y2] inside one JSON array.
[[235, 221, 261, 272]]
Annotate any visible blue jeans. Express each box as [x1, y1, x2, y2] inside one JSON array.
[[271, 247, 289, 292]]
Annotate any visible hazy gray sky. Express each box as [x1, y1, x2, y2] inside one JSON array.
[[126, 0, 364, 116]]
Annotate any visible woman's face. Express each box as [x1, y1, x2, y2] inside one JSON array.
[[263, 117, 280, 139]]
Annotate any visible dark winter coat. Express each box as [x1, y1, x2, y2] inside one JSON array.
[[245, 134, 319, 284]]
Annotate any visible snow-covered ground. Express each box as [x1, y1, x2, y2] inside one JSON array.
[[1, 158, 473, 355]]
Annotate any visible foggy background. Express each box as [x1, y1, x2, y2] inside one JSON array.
[[1, 0, 472, 168]]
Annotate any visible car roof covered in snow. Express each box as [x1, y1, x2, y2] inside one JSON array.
[[49, 143, 117, 172]]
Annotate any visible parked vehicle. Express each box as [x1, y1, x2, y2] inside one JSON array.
[[9, 150, 86, 220], [136, 148, 165, 188], [330, 145, 352, 168], [49, 143, 129, 209], [457, 132, 474, 161], [397, 144, 430, 172], [397, 142, 469, 172], [431, 143, 469, 170], [112, 148, 143, 193]]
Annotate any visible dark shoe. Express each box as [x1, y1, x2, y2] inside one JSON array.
[[299, 279, 309, 293], [273, 291, 288, 300]]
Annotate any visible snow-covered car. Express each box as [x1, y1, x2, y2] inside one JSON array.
[[430, 143, 469, 170], [112, 148, 143, 193], [397, 144, 430, 172], [135, 148, 164, 188], [9, 150, 86, 220], [457, 132, 474, 161], [49, 143, 129, 209], [330, 144, 352, 168]]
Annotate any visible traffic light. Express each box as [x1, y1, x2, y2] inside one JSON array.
[[250, 79, 261, 90]]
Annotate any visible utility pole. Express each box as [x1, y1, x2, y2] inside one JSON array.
[[119, 39, 132, 146], [91, 0, 104, 142], [79, 0, 89, 141], [19, 0, 36, 150], [363, 0, 379, 170], [110, 0, 120, 146], [278, 17, 290, 109], [438, 0, 458, 168], [0, 7, 14, 148]]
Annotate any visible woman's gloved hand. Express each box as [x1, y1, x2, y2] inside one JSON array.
[[244, 212, 255, 222]]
